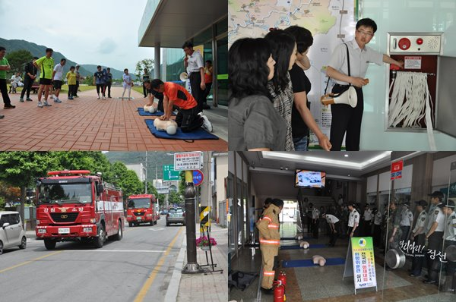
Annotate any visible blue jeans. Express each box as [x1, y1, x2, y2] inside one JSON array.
[[293, 136, 308, 151]]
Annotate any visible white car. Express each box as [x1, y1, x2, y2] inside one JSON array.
[[0, 211, 27, 255]]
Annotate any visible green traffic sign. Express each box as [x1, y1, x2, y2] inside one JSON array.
[[163, 165, 180, 181]]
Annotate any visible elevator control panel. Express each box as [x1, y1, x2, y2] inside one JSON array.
[[388, 33, 443, 55]]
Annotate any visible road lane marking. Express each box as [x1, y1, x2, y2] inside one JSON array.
[[0, 251, 63, 274], [134, 227, 184, 302]]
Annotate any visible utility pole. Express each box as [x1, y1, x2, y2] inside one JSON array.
[[145, 151, 148, 194]]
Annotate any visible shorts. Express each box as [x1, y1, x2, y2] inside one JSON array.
[[39, 78, 52, 85], [53, 80, 63, 89]]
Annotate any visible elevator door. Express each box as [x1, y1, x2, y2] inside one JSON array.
[[436, 56, 456, 138]]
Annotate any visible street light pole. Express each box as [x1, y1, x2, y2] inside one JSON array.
[[182, 170, 203, 274], [145, 151, 148, 194]]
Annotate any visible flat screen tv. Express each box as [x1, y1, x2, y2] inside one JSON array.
[[295, 170, 326, 188]]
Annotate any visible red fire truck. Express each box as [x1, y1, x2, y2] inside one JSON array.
[[126, 194, 159, 227], [35, 170, 125, 250]]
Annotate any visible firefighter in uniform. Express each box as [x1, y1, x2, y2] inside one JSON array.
[[440, 199, 456, 292], [409, 200, 428, 277], [347, 203, 360, 238], [257, 198, 284, 295], [312, 206, 320, 238], [423, 191, 445, 284], [400, 201, 414, 243]]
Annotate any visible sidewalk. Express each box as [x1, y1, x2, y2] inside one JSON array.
[[0, 87, 228, 151], [165, 223, 228, 302]]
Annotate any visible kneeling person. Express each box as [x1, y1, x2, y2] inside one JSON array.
[[149, 79, 212, 133]]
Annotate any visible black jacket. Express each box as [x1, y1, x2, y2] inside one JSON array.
[[24, 61, 37, 78]]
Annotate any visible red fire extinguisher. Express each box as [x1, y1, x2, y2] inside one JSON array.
[[274, 280, 285, 302], [278, 271, 287, 290]]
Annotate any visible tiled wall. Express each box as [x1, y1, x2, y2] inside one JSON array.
[[359, 0, 456, 150]]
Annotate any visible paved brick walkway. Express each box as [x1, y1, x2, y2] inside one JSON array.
[[176, 224, 228, 302], [0, 87, 227, 151]]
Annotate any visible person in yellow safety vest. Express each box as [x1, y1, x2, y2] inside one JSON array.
[[257, 198, 284, 295]]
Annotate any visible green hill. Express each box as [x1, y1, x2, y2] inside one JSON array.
[[105, 152, 175, 181], [0, 38, 133, 80]]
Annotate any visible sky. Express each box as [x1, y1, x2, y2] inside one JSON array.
[[0, 0, 154, 71]]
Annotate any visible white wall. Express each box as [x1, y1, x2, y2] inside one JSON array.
[[394, 165, 413, 189], [367, 175, 377, 193], [379, 171, 391, 193], [432, 154, 456, 187]]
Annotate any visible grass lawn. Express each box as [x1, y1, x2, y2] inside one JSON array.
[[132, 86, 144, 95]]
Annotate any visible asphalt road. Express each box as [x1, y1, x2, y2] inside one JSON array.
[[0, 216, 185, 302]]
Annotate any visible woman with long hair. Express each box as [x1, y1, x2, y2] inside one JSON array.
[[284, 25, 331, 151], [228, 38, 287, 151], [264, 29, 297, 151]]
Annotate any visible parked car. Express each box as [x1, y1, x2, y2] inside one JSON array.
[[160, 210, 168, 215], [0, 211, 27, 255], [166, 208, 185, 226]]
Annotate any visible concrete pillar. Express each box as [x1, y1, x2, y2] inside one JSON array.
[[154, 43, 161, 80]]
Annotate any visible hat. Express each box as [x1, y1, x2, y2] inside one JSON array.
[[402, 200, 410, 206], [348, 202, 357, 207], [428, 191, 444, 199], [415, 200, 428, 207], [438, 199, 455, 209]]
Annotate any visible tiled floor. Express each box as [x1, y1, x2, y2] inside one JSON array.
[[229, 222, 455, 302], [0, 87, 228, 151]]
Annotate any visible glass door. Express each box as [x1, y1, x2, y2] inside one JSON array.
[[215, 34, 228, 106]]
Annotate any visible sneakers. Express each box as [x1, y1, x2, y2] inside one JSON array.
[[199, 113, 213, 132], [0, 114, 4, 119], [4, 104, 16, 109], [38, 101, 43, 108], [26, 98, 33, 102], [102, 96, 106, 100], [97, 96, 100, 99], [43, 101, 52, 107], [20, 98, 24, 102], [54, 98, 62, 103]]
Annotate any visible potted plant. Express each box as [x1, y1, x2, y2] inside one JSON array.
[[196, 236, 217, 251]]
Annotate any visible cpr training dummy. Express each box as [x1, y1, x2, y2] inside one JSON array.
[[144, 104, 157, 114], [153, 118, 178, 135], [299, 241, 310, 249], [312, 255, 326, 266]]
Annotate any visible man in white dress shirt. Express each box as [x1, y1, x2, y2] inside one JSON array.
[[326, 18, 403, 151], [182, 41, 205, 113]]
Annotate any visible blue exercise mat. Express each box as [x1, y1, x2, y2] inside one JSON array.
[[145, 119, 219, 141], [282, 258, 345, 268], [137, 108, 176, 116], [280, 244, 327, 250]]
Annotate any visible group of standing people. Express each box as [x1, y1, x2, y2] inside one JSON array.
[[228, 18, 403, 151]]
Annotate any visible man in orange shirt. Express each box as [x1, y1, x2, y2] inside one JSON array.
[[147, 79, 213, 133]]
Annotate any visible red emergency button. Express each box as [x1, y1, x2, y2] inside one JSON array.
[[416, 38, 423, 45], [398, 38, 411, 50]]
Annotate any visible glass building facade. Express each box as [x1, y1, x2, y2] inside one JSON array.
[[163, 17, 228, 107]]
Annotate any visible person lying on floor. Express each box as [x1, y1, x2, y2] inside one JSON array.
[[146, 79, 213, 133]]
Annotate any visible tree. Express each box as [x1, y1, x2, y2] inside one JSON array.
[[6, 50, 33, 76], [84, 75, 94, 86], [110, 162, 143, 200], [169, 190, 183, 206], [0, 152, 58, 224], [135, 58, 154, 80]]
